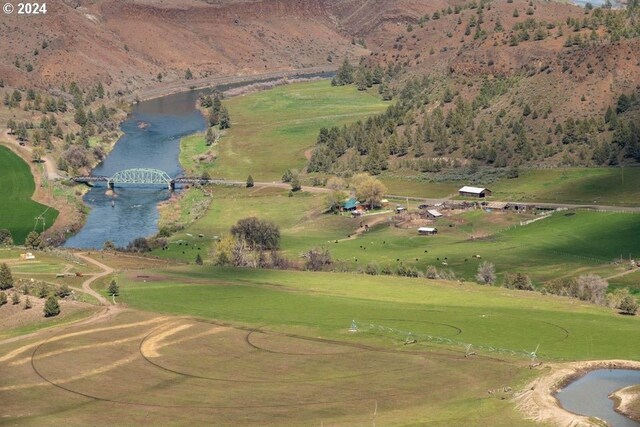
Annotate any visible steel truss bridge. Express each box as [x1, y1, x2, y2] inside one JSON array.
[[73, 168, 225, 190]]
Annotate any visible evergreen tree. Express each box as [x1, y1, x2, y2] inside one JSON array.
[[0, 291, 6, 306], [24, 296, 32, 310], [219, 106, 231, 129], [246, 175, 254, 188], [44, 296, 60, 317], [195, 253, 203, 265], [108, 280, 119, 296], [185, 68, 193, 80], [0, 263, 13, 290]]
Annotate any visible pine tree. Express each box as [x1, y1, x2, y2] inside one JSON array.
[[0, 291, 6, 306], [24, 296, 32, 310], [0, 263, 13, 290], [246, 175, 254, 188], [219, 106, 231, 129], [195, 253, 203, 265], [108, 280, 119, 296], [44, 296, 60, 317]]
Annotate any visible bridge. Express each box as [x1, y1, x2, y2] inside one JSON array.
[[73, 168, 225, 190]]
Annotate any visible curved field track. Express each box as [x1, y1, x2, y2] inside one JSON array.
[[0, 309, 539, 426]]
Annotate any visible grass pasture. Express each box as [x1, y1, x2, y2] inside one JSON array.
[[214, 80, 389, 180], [155, 186, 639, 285], [0, 146, 58, 243]]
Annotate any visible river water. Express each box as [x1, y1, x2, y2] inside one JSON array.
[[64, 72, 333, 249], [556, 369, 640, 427], [63, 90, 205, 249]]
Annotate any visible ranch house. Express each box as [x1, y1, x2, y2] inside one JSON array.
[[459, 186, 492, 198]]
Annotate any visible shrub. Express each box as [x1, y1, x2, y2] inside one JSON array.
[[0, 291, 7, 306], [24, 296, 32, 310], [303, 247, 332, 271], [503, 273, 533, 290], [619, 295, 639, 315], [576, 274, 608, 305], [475, 262, 496, 285], [364, 262, 380, 275], [56, 284, 72, 298], [11, 292, 20, 305]]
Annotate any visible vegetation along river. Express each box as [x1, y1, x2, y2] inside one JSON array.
[[64, 72, 333, 249], [556, 369, 640, 426]]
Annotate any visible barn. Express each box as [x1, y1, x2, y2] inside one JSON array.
[[418, 227, 438, 235], [459, 186, 492, 198], [425, 209, 443, 219]]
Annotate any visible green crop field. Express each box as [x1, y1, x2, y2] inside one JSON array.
[[211, 80, 389, 180], [0, 146, 58, 243]]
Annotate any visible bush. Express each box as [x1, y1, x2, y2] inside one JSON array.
[[303, 247, 332, 271], [395, 263, 420, 278], [364, 262, 380, 275], [126, 237, 151, 253], [475, 262, 496, 285], [56, 284, 71, 298], [619, 295, 639, 315], [503, 273, 533, 290], [11, 292, 20, 305], [44, 296, 60, 317], [24, 296, 32, 310], [576, 274, 608, 305], [0, 291, 6, 306], [425, 265, 439, 279]]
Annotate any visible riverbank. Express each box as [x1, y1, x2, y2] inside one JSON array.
[[515, 360, 640, 427], [127, 65, 337, 103], [611, 385, 640, 422]]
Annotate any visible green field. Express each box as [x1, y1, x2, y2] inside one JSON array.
[[0, 146, 58, 243], [380, 168, 640, 206], [212, 80, 389, 180], [3, 261, 638, 426]]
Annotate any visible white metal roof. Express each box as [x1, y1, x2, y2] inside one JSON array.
[[426, 209, 442, 217], [418, 227, 437, 232], [459, 186, 488, 194]]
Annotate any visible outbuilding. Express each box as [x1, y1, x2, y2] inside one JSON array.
[[425, 209, 443, 219], [418, 227, 438, 235], [459, 186, 492, 198], [343, 198, 360, 211]]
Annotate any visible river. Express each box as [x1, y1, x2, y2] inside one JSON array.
[[556, 369, 640, 427], [64, 72, 333, 249]]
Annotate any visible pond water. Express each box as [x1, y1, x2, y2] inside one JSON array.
[[556, 369, 640, 427], [64, 72, 333, 249]]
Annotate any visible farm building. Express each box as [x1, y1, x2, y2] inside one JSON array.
[[459, 186, 492, 198], [396, 205, 407, 214], [484, 202, 508, 211], [418, 227, 438, 235], [425, 209, 443, 219], [343, 198, 360, 211]]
